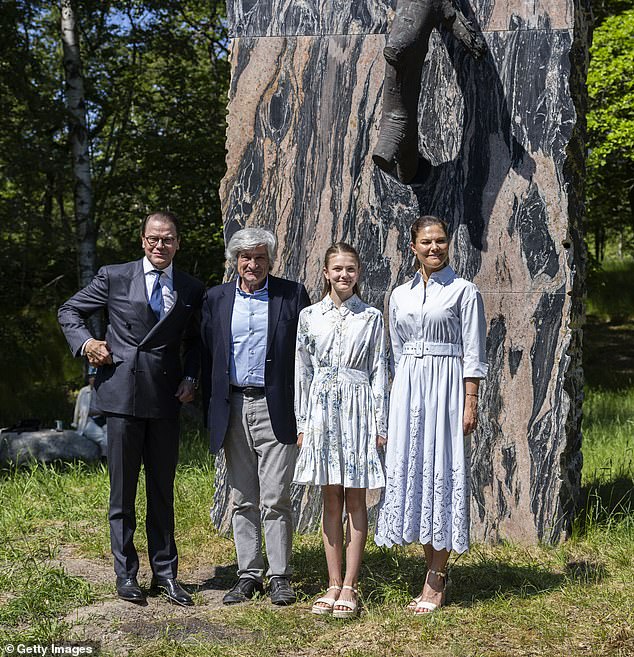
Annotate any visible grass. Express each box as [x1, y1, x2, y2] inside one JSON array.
[[1, 401, 633, 655], [586, 258, 634, 323], [1, 262, 633, 656]]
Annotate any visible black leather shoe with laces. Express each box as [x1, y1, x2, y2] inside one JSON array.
[[222, 577, 264, 605], [269, 577, 296, 606]]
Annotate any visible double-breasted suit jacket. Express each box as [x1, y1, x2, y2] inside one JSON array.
[[201, 274, 311, 453], [58, 257, 204, 581], [58, 259, 204, 418]]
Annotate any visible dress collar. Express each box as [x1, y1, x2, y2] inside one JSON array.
[[410, 265, 456, 288], [320, 293, 363, 315]]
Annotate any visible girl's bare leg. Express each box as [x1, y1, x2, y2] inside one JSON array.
[[315, 485, 345, 609], [335, 488, 367, 609]]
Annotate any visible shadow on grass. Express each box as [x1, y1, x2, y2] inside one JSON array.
[[575, 476, 633, 533], [290, 541, 594, 608], [194, 564, 239, 592], [583, 318, 634, 390]]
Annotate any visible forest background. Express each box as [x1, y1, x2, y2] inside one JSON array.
[[0, 0, 632, 425]]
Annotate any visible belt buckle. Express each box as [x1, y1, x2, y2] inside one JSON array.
[[404, 341, 423, 357]]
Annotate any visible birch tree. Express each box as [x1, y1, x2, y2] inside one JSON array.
[[60, 0, 96, 289]]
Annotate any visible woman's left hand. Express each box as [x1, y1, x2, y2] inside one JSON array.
[[463, 395, 478, 435], [376, 435, 387, 449]]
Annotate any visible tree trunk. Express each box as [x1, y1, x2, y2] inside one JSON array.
[[61, 0, 100, 339], [60, 0, 96, 291]]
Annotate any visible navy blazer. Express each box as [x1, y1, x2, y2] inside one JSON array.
[[58, 259, 205, 419], [201, 275, 311, 453]]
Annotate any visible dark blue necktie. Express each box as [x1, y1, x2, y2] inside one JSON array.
[[149, 269, 163, 319]]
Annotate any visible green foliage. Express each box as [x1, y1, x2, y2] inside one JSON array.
[[585, 257, 634, 323], [586, 7, 634, 259], [0, 1, 229, 423], [0, 311, 79, 426]]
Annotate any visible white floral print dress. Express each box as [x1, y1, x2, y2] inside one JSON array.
[[375, 266, 488, 553], [293, 294, 388, 490]]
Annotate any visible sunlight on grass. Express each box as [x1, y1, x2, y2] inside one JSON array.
[[1, 385, 633, 655], [586, 258, 634, 322], [583, 388, 634, 484]]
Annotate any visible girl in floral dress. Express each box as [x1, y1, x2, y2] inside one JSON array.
[[294, 242, 388, 618]]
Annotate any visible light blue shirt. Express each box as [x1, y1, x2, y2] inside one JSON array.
[[229, 277, 269, 386]]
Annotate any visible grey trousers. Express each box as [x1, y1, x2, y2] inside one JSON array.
[[224, 390, 297, 582]]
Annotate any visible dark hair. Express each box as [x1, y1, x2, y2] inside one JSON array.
[[410, 215, 450, 243], [141, 211, 181, 238], [321, 242, 362, 299]]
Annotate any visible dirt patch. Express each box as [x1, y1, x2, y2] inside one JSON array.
[[51, 550, 250, 654], [119, 615, 256, 643], [64, 592, 254, 655], [49, 545, 113, 585]]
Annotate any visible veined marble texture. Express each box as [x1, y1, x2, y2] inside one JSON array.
[[214, 1, 589, 544], [228, 0, 575, 37]]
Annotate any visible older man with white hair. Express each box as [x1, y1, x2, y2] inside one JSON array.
[[201, 227, 310, 605]]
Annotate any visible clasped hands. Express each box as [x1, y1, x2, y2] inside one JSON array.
[[85, 338, 113, 366]]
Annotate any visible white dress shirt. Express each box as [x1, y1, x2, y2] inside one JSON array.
[[143, 256, 175, 318]]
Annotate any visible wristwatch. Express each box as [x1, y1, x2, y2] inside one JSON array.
[[183, 376, 198, 389]]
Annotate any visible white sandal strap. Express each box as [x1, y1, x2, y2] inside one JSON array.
[[333, 599, 356, 611], [415, 600, 439, 612], [341, 585, 357, 593], [428, 569, 446, 578], [312, 585, 342, 607]]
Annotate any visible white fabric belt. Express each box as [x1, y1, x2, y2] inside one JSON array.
[[314, 366, 370, 384], [402, 340, 463, 357]]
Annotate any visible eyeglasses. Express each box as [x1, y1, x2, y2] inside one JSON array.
[[144, 235, 177, 247]]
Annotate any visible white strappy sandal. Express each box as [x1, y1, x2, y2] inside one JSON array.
[[311, 585, 342, 615], [332, 585, 359, 619], [413, 569, 447, 615]]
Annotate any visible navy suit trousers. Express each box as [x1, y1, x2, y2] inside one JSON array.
[[107, 415, 180, 579]]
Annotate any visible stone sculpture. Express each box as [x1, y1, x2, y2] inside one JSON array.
[[373, 0, 486, 183], [215, 0, 588, 546]]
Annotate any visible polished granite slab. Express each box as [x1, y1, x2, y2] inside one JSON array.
[[212, 0, 590, 544]]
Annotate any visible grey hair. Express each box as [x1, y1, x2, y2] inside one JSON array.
[[225, 227, 277, 268]]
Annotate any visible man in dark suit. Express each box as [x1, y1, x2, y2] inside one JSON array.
[[58, 211, 204, 606], [201, 227, 310, 606]]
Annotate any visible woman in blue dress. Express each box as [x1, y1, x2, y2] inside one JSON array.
[[375, 216, 488, 614]]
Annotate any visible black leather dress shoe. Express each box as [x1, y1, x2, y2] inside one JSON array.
[[222, 577, 265, 605], [150, 577, 194, 606], [269, 577, 296, 606], [116, 576, 146, 603]]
